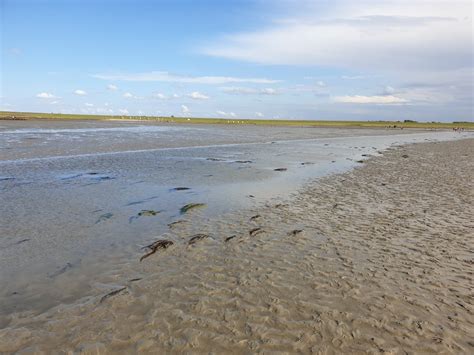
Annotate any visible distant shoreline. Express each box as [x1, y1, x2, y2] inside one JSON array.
[[1, 111, 472, 130]]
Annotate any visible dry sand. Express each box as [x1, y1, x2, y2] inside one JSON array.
[[1, 138, 473, 354]]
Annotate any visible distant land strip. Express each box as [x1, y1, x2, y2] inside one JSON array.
[[1, 111, 473, 129]]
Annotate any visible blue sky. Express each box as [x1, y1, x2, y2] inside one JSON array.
[[1, 0, 473, 121]]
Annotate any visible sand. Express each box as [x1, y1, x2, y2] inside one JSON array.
[[0, 138, 473, 354]]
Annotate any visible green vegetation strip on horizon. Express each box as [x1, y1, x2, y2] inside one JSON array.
[[0, 111, 472, 129]]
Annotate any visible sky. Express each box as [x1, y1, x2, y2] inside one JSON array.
[[1, 0, 473, 122]]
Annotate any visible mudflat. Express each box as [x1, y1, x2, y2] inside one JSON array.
[[1, 137, 472, 353]]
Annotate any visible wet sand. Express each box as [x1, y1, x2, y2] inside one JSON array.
[[1, 138, 472, 353], [3, 122, 465, 317], [0, 119, 423, 161]]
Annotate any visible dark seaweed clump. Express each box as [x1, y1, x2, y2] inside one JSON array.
[[249, 227, 264, 237], [180, 203, 206, 214], [140, 240, 174, 261], [288, 229, 304, 236], [225, 235, 237, 242], [100, 287, 127, 303], [188, 234, 211, 245], [138, 209, 161, 216]]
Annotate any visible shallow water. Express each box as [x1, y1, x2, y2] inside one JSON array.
[[0, 120, 470, 317]]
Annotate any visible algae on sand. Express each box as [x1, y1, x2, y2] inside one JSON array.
[[140, 240, 174, 261], [138, 209, 161, 216], [180, 203, 206, 214]]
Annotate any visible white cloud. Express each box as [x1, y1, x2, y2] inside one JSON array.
[[255, 112, 264, 117], [123, 92, 135, 98], [290, 84, 329, 95], [85, 103, 94, 107], [153, 92, 180, 100], [107, 84, 118, 91], [383, 86, 396, 95], [333, 95, 408, 104], [303, 78, 326, 87], [36, 92, 58, 99], [74, 89, 87, 96], [216, 110, 237, 117], [50, 100, 59, 105], [203, 1, 472, 72], [118, 108, 129, 115], [221, 87, 280, 95], [342, 75, 366, 80], [260, 88, 279, 95], [181, 105, 190, 114], [153, 93, 168, 100], [92, 71, 280, 84], [221, 87, 256, 95], [188, 91, 210, 100], [396, 86, 456, 104]]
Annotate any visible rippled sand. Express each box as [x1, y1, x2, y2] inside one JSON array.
[[1, 138, 473, 353]]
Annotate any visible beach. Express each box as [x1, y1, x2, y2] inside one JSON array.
[[0, 122, 472, 353], [3, 0, 473, 351]]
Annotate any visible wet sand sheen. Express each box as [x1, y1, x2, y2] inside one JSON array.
[[1, 138, 472, 353], [3, 122, 466, 317]]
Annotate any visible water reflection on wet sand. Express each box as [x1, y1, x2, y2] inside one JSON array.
[[0, 120, 468, 316]]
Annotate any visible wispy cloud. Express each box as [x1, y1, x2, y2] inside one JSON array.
[[221, 87, 280, 95], [92, 71, 280, 84], [36, 92, 58, 99], [123, 92, 137, 99], [181, 105, 190, 114], [152, 92, 181, 100], [74, 89, 87, 96], [107, 84, 118, 91], [216, 110, 236, 117], [153, 93, 168, 100], [333, 95, 408, 104], [302, 78, 327, 87], [188, 91, 209, 100], [381, 86, 395, 95], [342, 75, 367, 80], [202, 1, 472, 72]]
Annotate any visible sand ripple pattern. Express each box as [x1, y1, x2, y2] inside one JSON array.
[[1, 139, 473, 353]]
